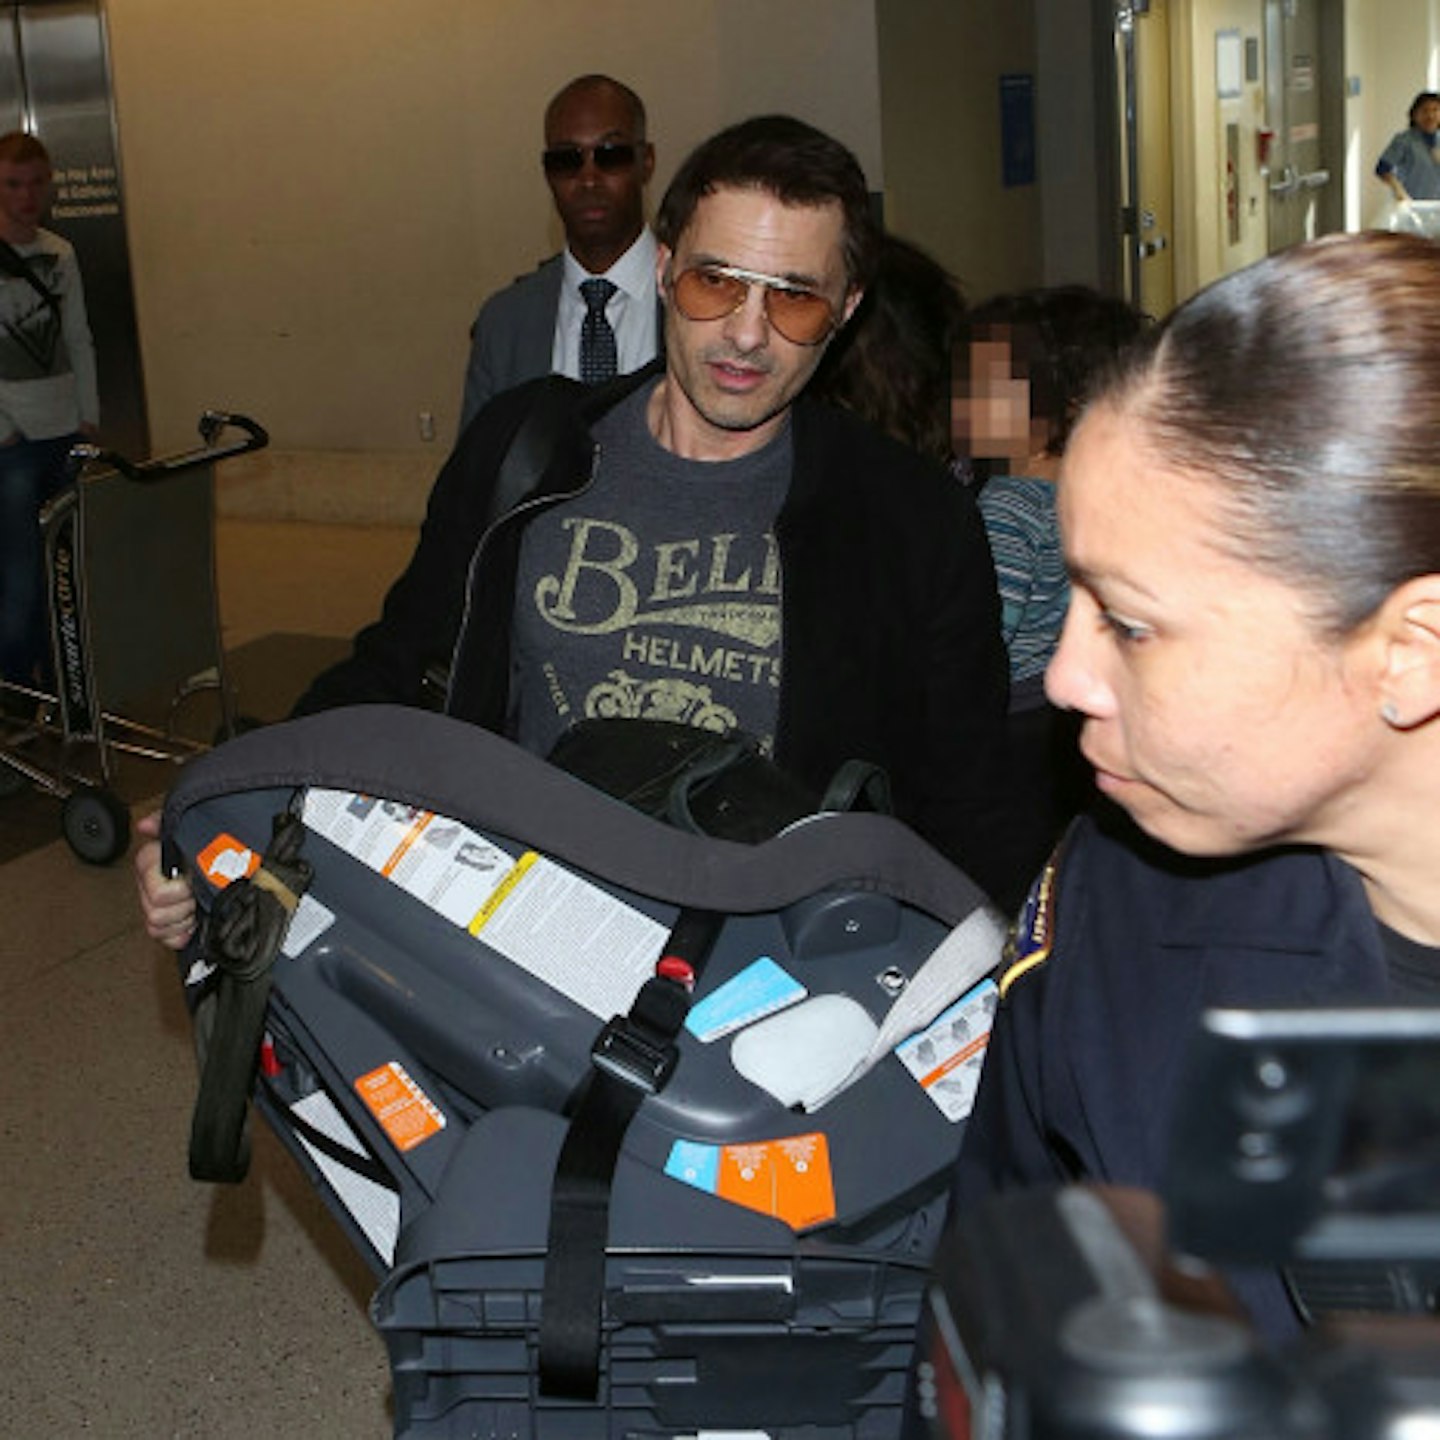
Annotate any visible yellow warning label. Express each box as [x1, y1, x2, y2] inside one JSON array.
[[468, 850, 538, 936]]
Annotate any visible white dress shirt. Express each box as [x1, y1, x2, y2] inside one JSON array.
[[552, 227, 659, 380]]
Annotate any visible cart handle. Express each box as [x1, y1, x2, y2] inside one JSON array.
[[67, 409, 270, 483]]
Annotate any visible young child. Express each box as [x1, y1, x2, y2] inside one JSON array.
[[953, 287, 1148, 700], [952, 287, 1149, 872]]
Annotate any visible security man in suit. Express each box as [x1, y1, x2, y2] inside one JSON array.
[[459, 74, 659, 429]]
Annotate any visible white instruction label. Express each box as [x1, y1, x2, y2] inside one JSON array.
[[290, 1089, 400, 1264], [893, 978, 999, 1122], [302, 788, 666, 1020], [281, 893, 335, 957]]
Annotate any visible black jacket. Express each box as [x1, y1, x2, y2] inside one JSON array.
[[953, 806, 1393, 1340], [296, 364, 1027, 906]]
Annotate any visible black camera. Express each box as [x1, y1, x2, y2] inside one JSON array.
[[913, 1005, 1440, 1438]]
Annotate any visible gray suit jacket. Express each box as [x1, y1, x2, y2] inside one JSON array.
[[459, 252, 665, 433], [459, 255, 565, 431]]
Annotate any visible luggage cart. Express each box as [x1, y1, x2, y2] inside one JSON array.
[[0, 410, 268, 864]]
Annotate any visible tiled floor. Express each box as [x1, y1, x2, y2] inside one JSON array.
[[1, 518, 416, 1437]]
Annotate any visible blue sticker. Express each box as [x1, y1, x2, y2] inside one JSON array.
[[684, 956, 807, 1042], [665, 1138, 720, 1193]]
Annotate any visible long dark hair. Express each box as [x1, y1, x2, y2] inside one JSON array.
[[1098, 231, 1440, 632], [810, 232, 965, 461]]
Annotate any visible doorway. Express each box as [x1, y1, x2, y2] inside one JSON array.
[[1116, 0, 1176, 319], [1263, 0, 1343, 252]]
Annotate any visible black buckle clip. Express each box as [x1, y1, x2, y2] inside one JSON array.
[[591, 1018, 679, 1096]]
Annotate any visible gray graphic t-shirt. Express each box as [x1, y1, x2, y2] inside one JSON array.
[[510, 381, 790, 759]]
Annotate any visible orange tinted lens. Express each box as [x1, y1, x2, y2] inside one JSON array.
[[765, 288, 834, 345], [673, 267, 834, 344], [674, 267, 748, 321]]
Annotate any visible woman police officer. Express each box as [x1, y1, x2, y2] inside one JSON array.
[[952, 230, 1440, 1341]]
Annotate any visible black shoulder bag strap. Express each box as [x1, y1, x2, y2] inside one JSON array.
[[820, 758, 893, 817], [0, 238, 62, 320], [537, 906, 723, 1399], [422, 376, 582, 707], [482, 375, 584, 530]]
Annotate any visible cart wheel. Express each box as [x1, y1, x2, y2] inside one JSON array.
[[61, 788, 132, 865]]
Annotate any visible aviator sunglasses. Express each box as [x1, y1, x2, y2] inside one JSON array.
[[669, 262, 840, 346], [541, 141, 641, 176]]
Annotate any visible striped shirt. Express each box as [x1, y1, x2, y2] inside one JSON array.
[[976, 475, 1069, 709]]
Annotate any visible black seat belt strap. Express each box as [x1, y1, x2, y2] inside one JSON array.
[[188, 809, 312, 1183], [537, 907, 721, 1398]]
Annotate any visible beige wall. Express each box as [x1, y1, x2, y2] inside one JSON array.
[[102, 0, 882, 517], [873, 0, 1044, 304], [97, 0, 1435, 524]]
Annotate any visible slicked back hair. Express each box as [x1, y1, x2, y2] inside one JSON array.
[[1095, 231, 1440, 634]]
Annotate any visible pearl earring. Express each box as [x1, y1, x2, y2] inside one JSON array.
[[1381, 701, 1402, 727]]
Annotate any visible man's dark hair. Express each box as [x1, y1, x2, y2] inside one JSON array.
[[655, 114, 879, 290]]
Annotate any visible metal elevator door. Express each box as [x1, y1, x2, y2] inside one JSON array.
[[0, 1, 145, 457]]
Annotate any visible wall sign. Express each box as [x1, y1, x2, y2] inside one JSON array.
[[1216, 28, 1243, 100], [999, 73, 1035, 188]]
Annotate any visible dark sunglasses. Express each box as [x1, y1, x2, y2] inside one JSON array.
[[670, 263, 839, 346], [541, 141, 639, 176]]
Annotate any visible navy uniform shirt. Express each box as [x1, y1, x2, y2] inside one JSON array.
[[952, 804, 1393, 1341]]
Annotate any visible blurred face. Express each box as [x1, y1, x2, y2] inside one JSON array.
[[656, 185, 859, 459], [1414, 97, 1440, 133], [543, 83, 653, 271], [0, 157, 51, 239], [1045, 403, 1383, 858], [950, 336, 1043, 468]]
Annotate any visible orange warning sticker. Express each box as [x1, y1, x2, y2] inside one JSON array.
[[714, 1131, 836, 1230], [354, 1061, 446, 1152], [196, 832, 261, 889]]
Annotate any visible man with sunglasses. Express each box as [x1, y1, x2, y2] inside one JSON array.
[[307, 115, 1021, 908], [459, 74, 658, 429], [136, 115, 1026, 949]]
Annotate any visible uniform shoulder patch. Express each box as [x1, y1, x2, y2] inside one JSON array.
[[998, 846, 1061, 999]]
